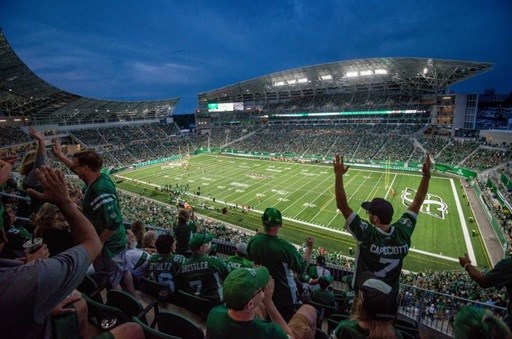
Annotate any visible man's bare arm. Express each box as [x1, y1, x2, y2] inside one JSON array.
[[408, 153, 432, 214], [333, 154, 353, 219]]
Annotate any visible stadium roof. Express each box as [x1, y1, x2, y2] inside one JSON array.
[[198, 58, 493, 105], [0, 28, 179, 125]]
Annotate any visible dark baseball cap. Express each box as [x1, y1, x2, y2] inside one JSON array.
[[357, 272, 398, 320], [262, 207, 282, 227], [361, 198, 393, 224]]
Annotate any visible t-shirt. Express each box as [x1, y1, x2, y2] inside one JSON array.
[[225, 254, 254, 272], [247, 233, 308, 311], [0, 245, 90, 338], [82, 173, 126, 258], [174, 220, 197, 256], [148, 252, 185, 292], [125, 247, 151, 278], [345, 211, 417, 291], [331, 319, 403, 339], [179, 253, 229, 302], [485, 256, 512, 327], [206, 305, 288, 339]]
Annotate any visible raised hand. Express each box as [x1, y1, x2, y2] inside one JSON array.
[[423, 153, 433, 177], [26, 166, 72, 206], [28, 127, 45, 142], [52, 138, 63, 156], [333, 154, 349, 176]]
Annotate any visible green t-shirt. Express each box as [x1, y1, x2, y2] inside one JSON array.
[[148, 253, 185, 292], [179, 253, 229, 302], [332, 319, 403, 339], [225, 254, 254, 272], [345, 211, 416, 291], [206, 305, 288, 339], [82, 173, 126, 257], [247, 233, 308, 309]]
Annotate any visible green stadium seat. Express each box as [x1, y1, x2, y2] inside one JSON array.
[[106, 289, 158, 327], [131, 316, 180, 339], [139, 276, 173, 304], [157, 311, 204, 339], [173, 289, 221, 319], [81, 293, 129, 331]]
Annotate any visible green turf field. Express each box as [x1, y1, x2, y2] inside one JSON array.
[[115, 153, 489, 272]]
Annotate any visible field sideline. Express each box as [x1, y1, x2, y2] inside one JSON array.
[[115, 153, 489, 272]]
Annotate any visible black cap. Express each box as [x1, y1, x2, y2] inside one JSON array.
[[361, 198, 393, 224]]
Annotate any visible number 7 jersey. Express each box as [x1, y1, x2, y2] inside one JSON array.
[[345, 211, 417, 291]]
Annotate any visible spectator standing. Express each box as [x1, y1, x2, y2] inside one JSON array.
[[52, 142, 127, 291], [174, 208, 199, 258], [17, 127, 47, 217], [130, 220, 146, 249], [247, 207, 314, 321], [180, 233, 229, 303], [333, 153, 432, 293], [33, 203, 75, 256], [459, 253, 512, 330]]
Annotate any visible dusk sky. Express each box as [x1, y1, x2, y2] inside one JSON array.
[[1, 1, 511, 114]]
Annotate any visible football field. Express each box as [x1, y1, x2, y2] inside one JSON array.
[[116, 153, 489, 272]]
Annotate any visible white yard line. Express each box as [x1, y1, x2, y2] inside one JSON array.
[[384, 173, 398, 200], [450, 178, 476, 264]]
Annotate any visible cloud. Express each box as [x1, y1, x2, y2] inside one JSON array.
[[128, 61, 201, 84]]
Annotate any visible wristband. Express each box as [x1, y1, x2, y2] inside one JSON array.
[[463, 263, 471, 270]]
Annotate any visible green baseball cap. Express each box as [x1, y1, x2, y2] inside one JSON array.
[[188, 233, 214, 250], [223, 267, 270, 310], [262, 207, 282, 227]]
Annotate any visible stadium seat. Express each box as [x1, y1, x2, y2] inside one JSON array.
[[173, 289, 221, 319], [131, 316, 180, 339], [394, 324, 420, 339], [139, 276, 173, 304], [81, 293, 129, 330], [314, 328, 329, 339], [106, 290, 158, 327], [76, 274, 103, 303], [157, 311, 204, 339]]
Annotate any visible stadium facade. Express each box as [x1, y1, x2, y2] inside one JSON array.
[[196, 58, 493, 137]]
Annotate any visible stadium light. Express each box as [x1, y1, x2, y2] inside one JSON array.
[[287, 79, 297, 85], [423, 68, 428, 74], [274, 81, 285, 86], [360, 70, 372, 76], [297, 78, 308, 83], [320, 75, 332, 80], [346, 71, 358, 77], [374, 69, 388, 75]]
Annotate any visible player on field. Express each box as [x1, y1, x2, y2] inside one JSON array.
[[333, 153, 432, 294]]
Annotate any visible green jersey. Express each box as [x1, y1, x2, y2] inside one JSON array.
[[206, 305, 288, 339], [148, 253, 185, 292], [345, 211, 417, 291], [247, 233, 308, 311], [82, 173, 126, 257], [179, 253, 229, 302], [225, 254, 254, 272]]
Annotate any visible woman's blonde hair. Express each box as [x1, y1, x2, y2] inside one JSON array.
[[18, 150, 36, 176], [33, 203, 61, 237], [351, 292, 397, 339]]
